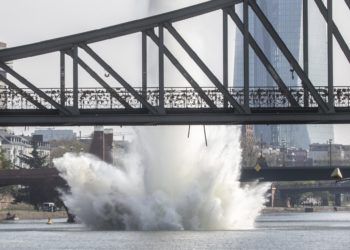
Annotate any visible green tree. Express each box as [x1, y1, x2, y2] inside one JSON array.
[[0, 149, 11, 170], [18, 143, 48, 169], [0, 149, 15, 203], [15, 142, 61, 210]]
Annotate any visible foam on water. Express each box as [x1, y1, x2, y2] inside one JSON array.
[[54, 126, 269, 230]]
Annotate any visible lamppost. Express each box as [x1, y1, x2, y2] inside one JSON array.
[[328, 139, 332, 168], [281, 139, 286, 167]]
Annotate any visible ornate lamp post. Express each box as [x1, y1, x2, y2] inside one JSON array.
[[328, 139, 332, 168]]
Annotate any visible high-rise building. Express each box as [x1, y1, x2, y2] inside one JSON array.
[[234, 1, 333, 148]]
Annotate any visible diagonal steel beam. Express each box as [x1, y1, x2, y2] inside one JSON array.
[[0, 61, 71, 115], [314, 0, 350, 65], [249, 0, 330, 113], [65, 51, 132, 109], [0, 0, 243, 62], [80, 44, 158, 114], [0, 74, 46, 109], [165, 23, 247, 113], [146, 30, 217, 109], [227, 8, 300, 108], [346, 0, 350, 10]]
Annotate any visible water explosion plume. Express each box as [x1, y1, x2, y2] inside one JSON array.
[[54, 126, 269, 230]]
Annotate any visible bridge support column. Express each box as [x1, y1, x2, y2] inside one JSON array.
[[89, 126, 114, 164], [334, 193, 342, 207], [103, 129, 114, 164], [269, 184, 276, 207], [89, 126, 105, 161]]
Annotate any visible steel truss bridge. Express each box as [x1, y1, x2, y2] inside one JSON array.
[[1, 0, 350, 126]]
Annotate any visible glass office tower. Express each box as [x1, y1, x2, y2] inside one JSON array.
[[234, 0, 333, 148]]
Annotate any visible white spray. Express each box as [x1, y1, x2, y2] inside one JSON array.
[[54, 126, 269, 230], [54, 0, 269, 230]]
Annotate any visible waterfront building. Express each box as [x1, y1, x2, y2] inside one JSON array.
[[0, 129, 50, 168], [33, 128, 77, 142], [309, 143, 344, 166], [0, 129, 32, 168]]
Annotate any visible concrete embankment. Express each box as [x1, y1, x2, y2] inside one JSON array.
[[0, 210, 67, 220], [262, 206, 350, 213]]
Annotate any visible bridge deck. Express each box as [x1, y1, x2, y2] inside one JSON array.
[[1, 167, 350, 187]]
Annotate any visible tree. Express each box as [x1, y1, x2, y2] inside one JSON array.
[[15, 142, 60, 209], [0, 149, 14, 203], [0, 149, 11, 170], [18, 142, 48, 169]]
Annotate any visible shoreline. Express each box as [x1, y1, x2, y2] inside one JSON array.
[[262, 206, 350, 213], [2, 207, 350, 221], [0, 210, 67, 221]]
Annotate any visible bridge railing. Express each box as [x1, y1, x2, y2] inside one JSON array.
[[1, 85, 349, 110]]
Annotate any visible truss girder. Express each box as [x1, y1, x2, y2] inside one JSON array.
[[226, 8, 300, 108], [346, 0, 350, 10], [146, 30, 217, 109], [314, 0, 350, 65], [80, 44, 158, 114], [249, 0, 330, 113], [0, 0, 242, 62], [165, 23, 247, 114], [0, 62, 71, 115], [64, 50, 132, 109], [0, 0, 349, 125], [0, 74, 45, 109]]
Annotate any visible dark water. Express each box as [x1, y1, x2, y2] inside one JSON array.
[[1, 212, 350, 249]]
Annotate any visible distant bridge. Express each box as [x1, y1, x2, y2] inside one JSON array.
[[0, 0, 350, 125], [275, 182, 350, 194], [2, 166, 350, 187], [242, 167, 350, 182], [0, 168, 65, 188]]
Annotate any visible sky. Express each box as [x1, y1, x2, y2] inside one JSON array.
[[0, 0, 350, 144]]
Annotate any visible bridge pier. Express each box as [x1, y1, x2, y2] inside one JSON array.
[[334, 193, 342, 207], [89, 126, 113, 164]]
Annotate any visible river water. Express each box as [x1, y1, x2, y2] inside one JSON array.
[[0, 212, 350, 249]]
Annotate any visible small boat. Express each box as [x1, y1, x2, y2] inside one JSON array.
[[47, 218, 53, 225], [304, 207, 314, 213]]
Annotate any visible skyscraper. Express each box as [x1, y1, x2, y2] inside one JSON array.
[[234, 0, 333, 148]]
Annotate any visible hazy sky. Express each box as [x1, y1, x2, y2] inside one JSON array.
[[1, 0, 350, 143]]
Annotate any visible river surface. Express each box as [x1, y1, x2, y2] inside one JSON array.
[[0, 212, 350, 249]]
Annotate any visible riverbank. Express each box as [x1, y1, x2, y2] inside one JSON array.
[[2, 207, 350, 221], [0, 210, 67, 220], [262, 206, 350, 213]]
